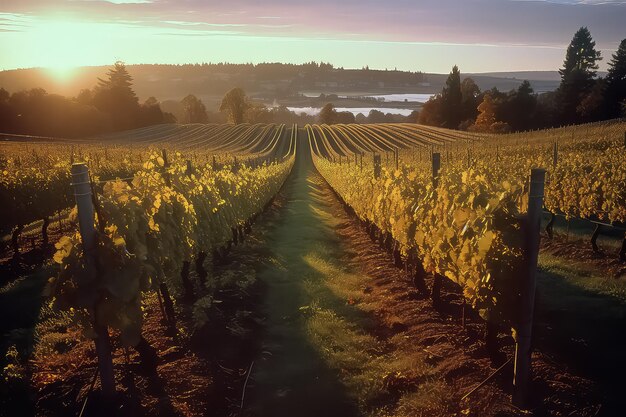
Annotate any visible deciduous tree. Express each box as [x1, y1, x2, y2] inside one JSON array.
[[418, 95, 444, 127], [472, 93, 497, 131], [181, 94, 208, 123], [219, 87, 248, 125], [318, 103, 336, 124]]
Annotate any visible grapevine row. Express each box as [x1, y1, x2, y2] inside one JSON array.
[[0, 123, 291, 256], [47, 127, 297, 396], [308, 124, 527, 329], [308, 121, 626, 224]]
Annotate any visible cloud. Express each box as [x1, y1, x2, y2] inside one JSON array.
[[78, 0, 153, 3], [0, 0, 624, 70]]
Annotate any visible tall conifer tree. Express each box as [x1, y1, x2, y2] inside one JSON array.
[[605, 39, 626, 118], [557, 27, 602, 124]]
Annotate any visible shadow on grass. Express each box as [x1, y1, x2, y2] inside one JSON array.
[[534, 266, 626, 415], [242, 145, 363, 417], [0, 269, 48, 417]]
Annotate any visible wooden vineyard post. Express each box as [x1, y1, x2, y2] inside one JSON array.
[[394, 147, 399, 170], [71, 163, 116, 400], [161, 149, 171, 186], [430, 153, 443, 306], [186, 160, 193, 177], [545, 142, 557, 240], [513, 168, 546, 408], [360, 152, 363, 171], [553, 142, 558, 168], [373, 153, 381, 179], [432, 152, 441, 188]]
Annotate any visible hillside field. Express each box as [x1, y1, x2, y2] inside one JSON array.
[[1, 120, 625, 417]]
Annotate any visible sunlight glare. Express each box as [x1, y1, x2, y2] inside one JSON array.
[[32, 17, 117, 78], [46, 65, 78, 82]]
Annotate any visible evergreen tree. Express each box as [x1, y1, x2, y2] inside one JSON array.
[[604, 39, 626, 119], [93, 61, 140, 130], [441, 65, 463, 129], [502, 81, 537, 131], [557, 27, 602, 124]]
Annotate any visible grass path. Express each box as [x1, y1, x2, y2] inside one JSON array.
[[241, 133, 502, 417], [243, 135, 363, 416], [534, 255, 626, 415]]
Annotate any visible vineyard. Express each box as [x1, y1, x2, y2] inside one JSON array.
[[1, 120, 625, 417], [308, 121, 626, 322]]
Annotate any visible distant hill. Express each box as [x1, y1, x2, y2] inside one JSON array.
[[423, 71, 596, 94], [469, 71, 563, 82], [0, 64, 574, 111], [0, 64, 424, 108]]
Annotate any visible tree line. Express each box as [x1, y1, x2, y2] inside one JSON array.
[[2, 28, 624, 137], [0, 62, 176, 138], [419, 28, 626, 132], [184, 89, 419, 126], [0, 62, 416, 138]]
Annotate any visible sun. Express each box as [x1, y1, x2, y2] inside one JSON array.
[[46, 64, 78, 83], [31, 17, 102, 79]]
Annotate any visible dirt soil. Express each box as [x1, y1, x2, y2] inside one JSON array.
[[31, 294, 213, 417]]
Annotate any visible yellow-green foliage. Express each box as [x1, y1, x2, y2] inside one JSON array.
[[50, 152, 294, 346]]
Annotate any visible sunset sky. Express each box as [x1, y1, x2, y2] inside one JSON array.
[[1, 0, 625, 73]]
